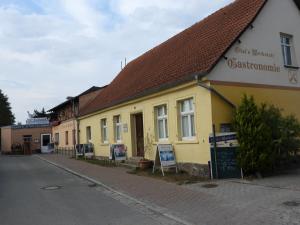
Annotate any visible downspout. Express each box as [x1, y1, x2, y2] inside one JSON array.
[[195, 75, 236, 109], [195, 75, 236, 179], [72, 98, 80, 157]]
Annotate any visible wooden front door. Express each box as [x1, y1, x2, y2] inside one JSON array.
[[23, 141, 31, 155], [135, 114, 144, 157]]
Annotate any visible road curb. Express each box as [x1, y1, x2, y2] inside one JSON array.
[[35, 155, 195, 225]]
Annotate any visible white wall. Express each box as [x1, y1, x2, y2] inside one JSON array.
[[208, 0, 300, 88]]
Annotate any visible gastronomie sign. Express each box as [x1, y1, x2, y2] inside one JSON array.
[[227, 47, 281, 73]]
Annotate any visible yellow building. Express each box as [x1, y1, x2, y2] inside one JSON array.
[[78, 0, 300, 176]]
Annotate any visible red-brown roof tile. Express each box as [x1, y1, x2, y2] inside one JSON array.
[[80, 0, 267, 116]]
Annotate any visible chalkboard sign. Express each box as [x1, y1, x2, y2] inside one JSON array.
[[209, 132, 241, 179], [210, 147, 241, 179]]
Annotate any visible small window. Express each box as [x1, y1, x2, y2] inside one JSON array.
[[101, 118, 108, 143], [114, 115, 122, 143], [23, 135, 32, 142], [65, 131, 69, 145], [86, 126, 92, 143], [179, 98, 195, 140], [220, 123, 232, 133], [281, 34, 297, 67], [155, 105, 168, 141]]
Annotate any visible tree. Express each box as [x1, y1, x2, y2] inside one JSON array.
[[233, 95, 272, 174], [234, 95, 300, 175], [28, 108, 48, 118], [0, 89, 15, 126]]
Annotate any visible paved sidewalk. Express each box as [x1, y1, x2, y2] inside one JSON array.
[[38, 154, 300, 225]]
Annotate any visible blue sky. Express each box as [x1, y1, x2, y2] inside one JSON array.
[[0, 0, 233, 123]]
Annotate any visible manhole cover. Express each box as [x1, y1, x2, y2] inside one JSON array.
[[202, 183, 218, 188], [41, 185, 62, 190], [283, 201, 300, 207]]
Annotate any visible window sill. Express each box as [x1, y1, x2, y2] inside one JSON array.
[[100, 143, 109, 146], [284, 65, 299, 70], [152, 140, 171, 145], [175, 140, 199, 145]]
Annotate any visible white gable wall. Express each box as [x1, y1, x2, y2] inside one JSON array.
[[208, 0, 300, 88]]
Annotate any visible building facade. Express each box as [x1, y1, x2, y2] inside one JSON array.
[[77, 0, 300, 176], [1, 122, 52, 154], [49, 86, 106, 152]]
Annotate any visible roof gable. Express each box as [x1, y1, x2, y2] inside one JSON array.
[[80, 0, 267, 116]]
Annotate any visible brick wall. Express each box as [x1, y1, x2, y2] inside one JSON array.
[[11, 126, 52, 153]]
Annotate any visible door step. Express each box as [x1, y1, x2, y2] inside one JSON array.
[[122, 157, 143, 167]]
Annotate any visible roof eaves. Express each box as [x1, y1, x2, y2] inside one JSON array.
[[47, 97, 77, 112], [80, 71, 207, 117]]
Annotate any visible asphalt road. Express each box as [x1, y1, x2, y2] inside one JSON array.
[[0, 155, 181, 225]]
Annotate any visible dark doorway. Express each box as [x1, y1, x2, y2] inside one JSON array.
[[134, 113, 144, 157]]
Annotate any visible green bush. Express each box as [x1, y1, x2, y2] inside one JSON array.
[[234, 95, 300, 175]]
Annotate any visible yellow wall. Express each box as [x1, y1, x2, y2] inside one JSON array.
[[78, 81, 300, 165], [211, 93, 235, 133], [79, 82, 213, 164], [52, 119, 77, 148], [211, 83, 300, 131]]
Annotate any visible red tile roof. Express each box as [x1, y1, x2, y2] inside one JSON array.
[[80, 0, 267, 116]]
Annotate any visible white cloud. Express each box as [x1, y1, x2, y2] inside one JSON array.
[[0, 0, 233, 123]]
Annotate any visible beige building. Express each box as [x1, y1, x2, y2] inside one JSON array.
[[1, 124, 52, 154], [49, 86, 106, 152]]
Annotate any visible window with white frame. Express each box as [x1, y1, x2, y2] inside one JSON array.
[[155, 105, 168, 141], [86, 126, 92, 143], [281, 34, 297, 67], [179, 98, 195, 140], [101, 118, 108, 143], [114, 115, 122, 142]]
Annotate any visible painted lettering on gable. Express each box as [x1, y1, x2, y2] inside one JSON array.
[[227, 58, 281, 73], [234, 47, 274, 58]]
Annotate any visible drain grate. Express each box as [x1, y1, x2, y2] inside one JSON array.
[[202, 183, 218, 188], [41, 185, 62, 191], [283, 201, 300, 207]]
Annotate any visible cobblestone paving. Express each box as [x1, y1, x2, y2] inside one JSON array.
[[39, 154, 300, 225]]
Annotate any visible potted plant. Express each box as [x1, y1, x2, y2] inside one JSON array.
[[138, 133, 154, 170]]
